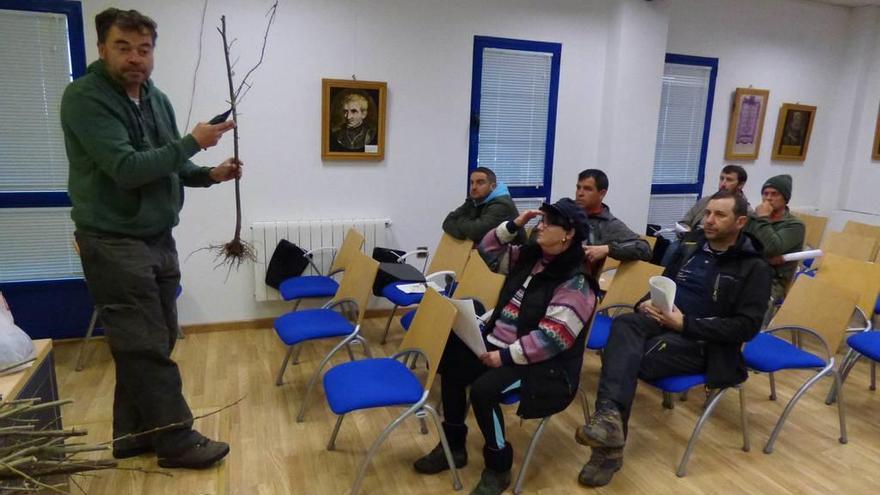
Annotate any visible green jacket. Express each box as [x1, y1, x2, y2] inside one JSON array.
[[61, 60, 215, 238], [744, 208, 805, 299], [442, 183, 520, 243]]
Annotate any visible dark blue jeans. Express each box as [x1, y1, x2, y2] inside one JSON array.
[[76, 230, 199, 456]]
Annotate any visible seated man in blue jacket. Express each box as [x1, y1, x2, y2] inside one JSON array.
[[442, 167, 520, 243], [575, 190, 772, 487]]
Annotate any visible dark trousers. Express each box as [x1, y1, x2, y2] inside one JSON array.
[[438, 335, 523, 472], [596, 312, 707, 433], [76, 230, 198, 456]]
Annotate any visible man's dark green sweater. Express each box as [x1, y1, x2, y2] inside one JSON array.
[[61, 60, 216, 238]]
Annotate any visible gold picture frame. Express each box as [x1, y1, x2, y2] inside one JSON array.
[[322, 79, 387, 161], [872, 105, 880, 161], [724, 87, 769, 160], [771, 103, 817, 162]]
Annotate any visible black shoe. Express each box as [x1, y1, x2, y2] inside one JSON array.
[[470, 468, 511, 495], [112, 444, 154, 459], [578, 447, 623, 487], [575, 404, 625, 448], [413, 443, 467, 474], [157, 437, 230, 469]]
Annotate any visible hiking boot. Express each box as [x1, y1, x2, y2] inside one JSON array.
[[157, 437, 230, 469], [578, 446, 623, 487], [470, 468, 511, 495], [413, 442, 468, 474], [575, 404, 625, 448]]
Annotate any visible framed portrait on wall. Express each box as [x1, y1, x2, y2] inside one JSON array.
[[322, 79, 387, 161], [724, 87, 769, 160], [872, 104, 880, 161], [771, 103, 817, 162]]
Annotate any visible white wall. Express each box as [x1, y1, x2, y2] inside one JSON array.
[[667, 0, 853, 210], [72, 0, 879, 325]]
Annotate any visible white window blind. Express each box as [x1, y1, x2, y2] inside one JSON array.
[[651, 63, 711, 185], [0, 9, 72, 192], [0, 208, 82, 282], [647, 194, 698, 240], [513, 197, 545, 229], [478, 48, 551, 189]]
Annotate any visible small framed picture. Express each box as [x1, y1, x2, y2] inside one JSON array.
[[872, 104, 880, 161], [322, 79, 387, 161], [724, 87, 769, 160], [771, 103, 817, 162]]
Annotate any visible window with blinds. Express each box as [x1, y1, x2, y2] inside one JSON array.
[[0, 4, 84, 283], [469, 37, 561, 202], [648, 54, 718, 237]]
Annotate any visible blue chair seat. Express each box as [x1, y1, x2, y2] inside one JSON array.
[[650, 374, 706, 393], [744, 333, 825, 372], [175, 285, 183, 298], [400, 309, 417, 331], [500, 391, 521, 405], [323, 358, 425, 415], [279, 276, 339, 301], [587, 314, 612, 350], [848, 331, 880, 362], [381, 282, 428, 307], [274, 308, 353, 346]]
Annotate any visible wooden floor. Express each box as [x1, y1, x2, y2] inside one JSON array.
[[54, 316, 880, 495]]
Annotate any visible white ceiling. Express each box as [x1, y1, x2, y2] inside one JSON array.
[[810, 0, 880, 6]]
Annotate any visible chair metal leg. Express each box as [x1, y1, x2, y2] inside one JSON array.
[[871, 361, 876, 391], [578, 386, 591, 425], [834, 368, 848, 444], [352, 336, 373, 359], [275, 346, 295, 386], [768, 372, 777, 401], [423, 404, 463, 492], [291, 299, 302, 312], [327, 414, 345, 451], [676, 389, 725, 477], [739, 385, 750, 452], [74, 309, 99, 372], [662, 391, 675, 409], [297, 337, 353, 422], [825, 350, 859, 405], [764, 365, 833, 454], [345, 343, 356, 362], [680, 390, 689, 402], [291, 344, 304, 365], [513, 416, 551, 495], [349, 403, 429, 495], [380, 305, 398, 345]]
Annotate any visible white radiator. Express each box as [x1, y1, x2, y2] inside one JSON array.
[[250, 218, 391, 301]]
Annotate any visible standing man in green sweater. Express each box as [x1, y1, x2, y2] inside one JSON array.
[[61, 8, 238, 469], [744, 174, 805, 302], [442, 167, 520, 243]]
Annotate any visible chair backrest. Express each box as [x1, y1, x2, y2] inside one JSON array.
[[843, 220, 880, 261], [426, 233, 473, 277], [452, 251, 506, 311], [770, 276, 859, 351], [329, 228, 366, 274], [332, 251, 379, 324], [792, 211, 828, 250], [399, 288, 458, 390], [600, 261, 664, 309], [813, 252, 880, 317], [818, 231, 877, 263]]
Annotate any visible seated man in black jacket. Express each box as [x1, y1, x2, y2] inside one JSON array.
[[575, 190, 772, 488], [442, 167, 520, 243]]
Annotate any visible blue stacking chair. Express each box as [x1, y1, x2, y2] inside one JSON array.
[[743, 276, 859, 454], [379, 233, 473, 344], [645, 374, 749, 477], [577, 261, 664, 421], [322, 289, 461, 495], [273, 251, 379, 421], [278, 228, 365, 311]]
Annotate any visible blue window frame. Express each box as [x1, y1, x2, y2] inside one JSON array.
[[648, 53, 718, 236], [467, 36, 561, 206], [0, 0, 89, 339]]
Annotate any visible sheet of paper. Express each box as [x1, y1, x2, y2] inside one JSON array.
[[396, 281, 444, 294], [447, 298, 487, 356], [649, 275, 676, 313], [781, 249, 823, 263]]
